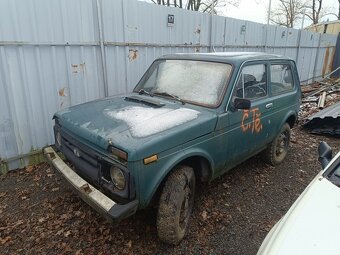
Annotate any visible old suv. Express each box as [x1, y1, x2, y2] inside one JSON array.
[[44, 52, 301, 244]]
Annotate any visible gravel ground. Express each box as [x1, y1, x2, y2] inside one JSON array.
[[0, 128, 339, 255]]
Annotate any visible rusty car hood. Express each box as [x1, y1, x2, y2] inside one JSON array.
[[54, 94, 218, 160]]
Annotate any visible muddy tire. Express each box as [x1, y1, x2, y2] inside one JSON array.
[[157, 166, 196, 245], [262, 123, 291, 166]]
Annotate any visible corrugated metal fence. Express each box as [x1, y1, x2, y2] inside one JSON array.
[[0, 0, 338, 171]]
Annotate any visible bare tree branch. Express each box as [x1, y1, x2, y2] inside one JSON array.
[[270, 0, 305, 28], [304, 0, 324, 24], [150, 0, 240, 14]]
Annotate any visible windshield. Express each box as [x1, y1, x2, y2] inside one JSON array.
[[134, 60, 233, 107]]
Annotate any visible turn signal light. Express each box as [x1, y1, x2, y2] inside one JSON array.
[[143, 154, 158, 165]]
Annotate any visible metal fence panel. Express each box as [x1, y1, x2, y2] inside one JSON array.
[[0, 0, 338, 170], [245, 21, 266, 46]]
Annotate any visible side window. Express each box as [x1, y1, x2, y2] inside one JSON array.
[[270, 64, 294, 95], [233, 64, 267, 100]]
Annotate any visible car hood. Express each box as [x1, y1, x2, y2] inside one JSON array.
[[257, 152, 340, 255], [55, 94, 217, 160]]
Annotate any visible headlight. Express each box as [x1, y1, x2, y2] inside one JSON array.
[[56, 131, 62, 147], [110, 166, 126, 190]]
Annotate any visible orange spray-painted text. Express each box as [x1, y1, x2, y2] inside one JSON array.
[[241, 108, 263, 133]]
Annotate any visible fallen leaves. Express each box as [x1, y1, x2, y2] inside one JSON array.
[[64, 230, 71, 237], [0, 236, 11, 245], [0, 132, 339, 255], [201, 210, 208, 221], [0, 220, 24, 231], [126, 240, 133, 248], [25, 166, 34, 173]]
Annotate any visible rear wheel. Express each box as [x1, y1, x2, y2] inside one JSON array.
[[157, 165, 195, 244], [262, 123, 291, 166]]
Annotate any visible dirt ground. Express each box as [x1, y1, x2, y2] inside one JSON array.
[[0, 127, 338, 255], [1, 118, 339, 255]]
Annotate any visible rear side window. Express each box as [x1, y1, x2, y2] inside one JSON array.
[[232, 64, 267, 100], [270, 64, 294, 95]]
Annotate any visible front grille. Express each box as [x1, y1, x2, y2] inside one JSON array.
[[61, 131, 99, 167], [53, 125, 134, 202], [57, 129, 102, 184]]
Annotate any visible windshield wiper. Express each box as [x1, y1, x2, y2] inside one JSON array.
[[138, 89, 153, 97], [153, 91, 185, 105]]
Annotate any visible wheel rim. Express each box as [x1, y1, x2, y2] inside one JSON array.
[[275, 130, 289, 158], [179, 183, 193, 231]]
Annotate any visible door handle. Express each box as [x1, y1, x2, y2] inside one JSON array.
[[265, 103, 273, 109]]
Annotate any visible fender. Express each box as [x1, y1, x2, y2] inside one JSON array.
[[141, 147, 215, 207], [279, 109, 298, 130]]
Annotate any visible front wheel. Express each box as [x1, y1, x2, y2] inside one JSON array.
[[262, 123, 291, 166], [157, 165, 196, 244]]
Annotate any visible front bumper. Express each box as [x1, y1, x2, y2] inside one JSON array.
[[43, 146, 138, 222]]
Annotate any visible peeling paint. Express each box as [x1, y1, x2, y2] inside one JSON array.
[[59, 87, 67, 97], [195, 26, 201, 34], [128, 49, 138, 61], [126, 25, 138, 31], [71, 62, 86, 74], [58, 87, 70, 109]]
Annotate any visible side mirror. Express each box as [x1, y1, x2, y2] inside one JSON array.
[[234, 98, 251, 110], [318, 141, 333, 169]]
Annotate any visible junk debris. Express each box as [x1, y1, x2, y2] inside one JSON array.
[[300, 77, 340, 120], [300, 72, 340, 137], [303, 101, 340, 137]]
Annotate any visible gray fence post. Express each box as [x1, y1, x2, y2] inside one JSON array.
[[333, 34, 340, 77], [312, 34, 322, 82], [209, 14, 214, 52], [295, 30, 302, 69], [95, 0, 108, 97]]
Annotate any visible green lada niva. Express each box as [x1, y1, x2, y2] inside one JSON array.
[[44, 52, 301, 244]]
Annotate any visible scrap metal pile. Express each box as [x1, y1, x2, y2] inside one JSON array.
[[300, 70, 340, 137]]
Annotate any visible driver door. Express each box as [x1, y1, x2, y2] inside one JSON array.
[[227, 62, 274, 164]]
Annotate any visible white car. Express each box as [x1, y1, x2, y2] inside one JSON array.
[[257, 142, 340, 255]]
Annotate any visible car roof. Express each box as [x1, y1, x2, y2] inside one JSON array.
[[158, 52, 292, 64]]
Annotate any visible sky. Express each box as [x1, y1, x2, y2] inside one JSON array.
[[142, 0, 339, 28], [220, 0, 339, 28]]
